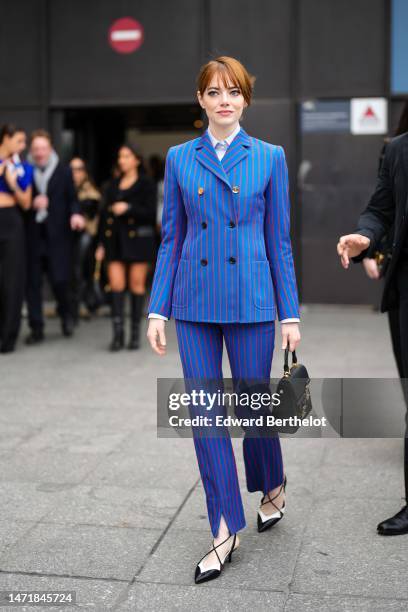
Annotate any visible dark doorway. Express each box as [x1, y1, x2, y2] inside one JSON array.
[[55, 104, 202, 185]]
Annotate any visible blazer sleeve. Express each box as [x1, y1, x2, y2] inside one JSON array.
[[351, 143, 395, 262], [147, 147, 187, 318], [264, 145, 300, 321]]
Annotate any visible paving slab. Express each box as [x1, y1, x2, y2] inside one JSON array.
[[81, 450, 199, 490], [285, 593, 408, 612], [115, 582, 286, 611], [0, 451, 103, 485], [322, 437, 402, 467], [38, 484, 187, 530], [0, 523, 161, 581], [291, 497, 408, 599], [0, 573, 124, 611], [0, 482, 70, 522], [0, 521, 38, 556], [15, 426, 129, 454]]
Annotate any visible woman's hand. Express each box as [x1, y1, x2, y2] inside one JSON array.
[[281, 322, 301, 352], [362, 257, 380, 280], [95, 245, 105, 262], [112, 201, 129, 216], [70, 213, 86, 231], [337, 234, 370, 268], [147, 319, 167, 355]]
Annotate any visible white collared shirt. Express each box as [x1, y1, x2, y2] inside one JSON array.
[[148, 123, 299, 324], [207, 123, 241, 160]]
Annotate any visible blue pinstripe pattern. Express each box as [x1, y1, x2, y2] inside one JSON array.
[[148, 127, 299, 322], [175, 319, 283, 537]]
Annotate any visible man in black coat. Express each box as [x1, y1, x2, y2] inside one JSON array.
[[337, 130, 408, 536], [25, 130, 85, 342]]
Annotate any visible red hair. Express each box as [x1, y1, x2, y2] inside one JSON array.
[[196, 56, 256, 106]]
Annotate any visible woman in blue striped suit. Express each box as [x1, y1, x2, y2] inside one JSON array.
[[147, 56, 301, 583]]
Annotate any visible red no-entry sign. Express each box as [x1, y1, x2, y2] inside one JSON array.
[[108, 17, 144, 54]]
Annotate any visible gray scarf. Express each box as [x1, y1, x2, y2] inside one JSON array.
[[32, 149, 59, 195], [27, 149, 59, 223]]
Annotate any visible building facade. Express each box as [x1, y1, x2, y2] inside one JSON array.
[[1, 0, 406, 305]]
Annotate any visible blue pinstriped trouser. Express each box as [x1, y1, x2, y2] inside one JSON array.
[[175, 319, 284, 537]]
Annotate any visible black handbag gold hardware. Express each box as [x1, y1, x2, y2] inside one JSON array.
[[272, 345, 312, 433]]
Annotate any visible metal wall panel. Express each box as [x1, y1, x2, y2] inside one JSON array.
[[243, 99, 293, 151], [299, 0, 386, 97], [300, 130, 385, 304], [0, 109, 44, 136], [209, 0, 292, 98], [0, 0, 44, 107], [49, 0, 202, 106]]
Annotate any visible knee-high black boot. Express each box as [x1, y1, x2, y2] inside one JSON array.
[[128, 293, 145, 350], [109, 291, 125, 352]]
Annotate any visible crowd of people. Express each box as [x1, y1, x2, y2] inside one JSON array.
[[0, 124, 164, 354]]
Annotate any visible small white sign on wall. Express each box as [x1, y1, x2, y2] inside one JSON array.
[[350, 98, 388, 135]]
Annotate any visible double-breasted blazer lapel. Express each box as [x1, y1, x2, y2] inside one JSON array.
[[148, 126, 300, 323], [194, 128, 251, 189]]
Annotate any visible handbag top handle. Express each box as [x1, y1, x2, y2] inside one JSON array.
[[284, 344, 298, 375]]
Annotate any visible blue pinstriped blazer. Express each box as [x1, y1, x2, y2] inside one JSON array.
[[148, 126, 299, 323]]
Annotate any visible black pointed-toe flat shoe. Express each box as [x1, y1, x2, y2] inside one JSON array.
[[377, 505, 408, 536], [257, 475, 287, 533], [194, 532, 239, 584]]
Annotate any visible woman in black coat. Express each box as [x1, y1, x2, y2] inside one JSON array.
[[96, 144, 157, 351]]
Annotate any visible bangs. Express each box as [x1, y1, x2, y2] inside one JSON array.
[[197, 56, 255, 106], [206, 64, 241, 91]]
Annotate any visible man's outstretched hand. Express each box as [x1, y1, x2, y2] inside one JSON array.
[[337, 234, 370, 269]]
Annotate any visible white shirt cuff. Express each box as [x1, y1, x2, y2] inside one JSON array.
[[148, 313, 169, 321], [148, 313, 298, 323]]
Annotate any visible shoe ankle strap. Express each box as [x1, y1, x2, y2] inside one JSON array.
[[261, 481, 285, 512], [197, 532, 236, 567]]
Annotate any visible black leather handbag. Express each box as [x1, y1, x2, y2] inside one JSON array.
[[271, 346, 312, 433]]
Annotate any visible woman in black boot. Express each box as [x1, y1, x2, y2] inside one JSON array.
[[95, 144, 157, 351], [127, 293, 144, 349], [109, 290, 125, 351]]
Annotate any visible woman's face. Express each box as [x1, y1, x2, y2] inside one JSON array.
[[70, 157, 87, 187], [118, 147, 140, 174], [3, 131, 27, 156], [197, 74, 247, 129]]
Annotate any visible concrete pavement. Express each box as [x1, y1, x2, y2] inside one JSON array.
[[0, 304, 407, 611]]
